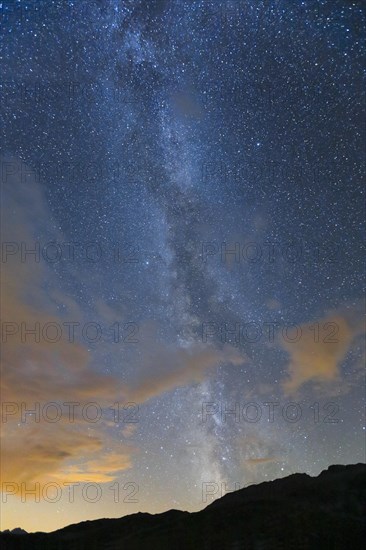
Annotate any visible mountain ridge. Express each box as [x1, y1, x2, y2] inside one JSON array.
[[1, 463, 365, 549]]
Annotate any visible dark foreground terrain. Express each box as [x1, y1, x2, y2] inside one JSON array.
[[1, 463, 365, 549]]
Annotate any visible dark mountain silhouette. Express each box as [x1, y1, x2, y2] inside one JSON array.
[[1, 463, 365, 549], [1, 529, 27, 536]]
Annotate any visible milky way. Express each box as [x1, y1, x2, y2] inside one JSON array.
[[1, 0, 365, 532]]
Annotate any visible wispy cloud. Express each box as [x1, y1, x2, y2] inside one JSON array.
[[281, 313, 363, 394], [0, 158, 246, 489]]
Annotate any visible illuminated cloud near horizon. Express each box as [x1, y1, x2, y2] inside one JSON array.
[[0, 159, 247, 488]]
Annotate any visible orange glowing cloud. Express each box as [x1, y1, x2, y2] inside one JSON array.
[[1, 158, 246, 490], [281, 314, 361, 394]]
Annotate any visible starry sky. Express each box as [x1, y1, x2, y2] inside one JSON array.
[[0, 0, 365, 533]]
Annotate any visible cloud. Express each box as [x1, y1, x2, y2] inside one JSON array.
[[1, 425, 102, 486], [245, 457, 279, 464], [281, 314, 361, 394], [50, 451, 134, 484], [0, 159, 130, 488], [1, 422, 133, 489], [236, 434, 284, 481], [0, 158, 246, 489], [128, 340, 246, 403]]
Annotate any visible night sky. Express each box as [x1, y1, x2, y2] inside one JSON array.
[[1, 0, 365, 533]]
